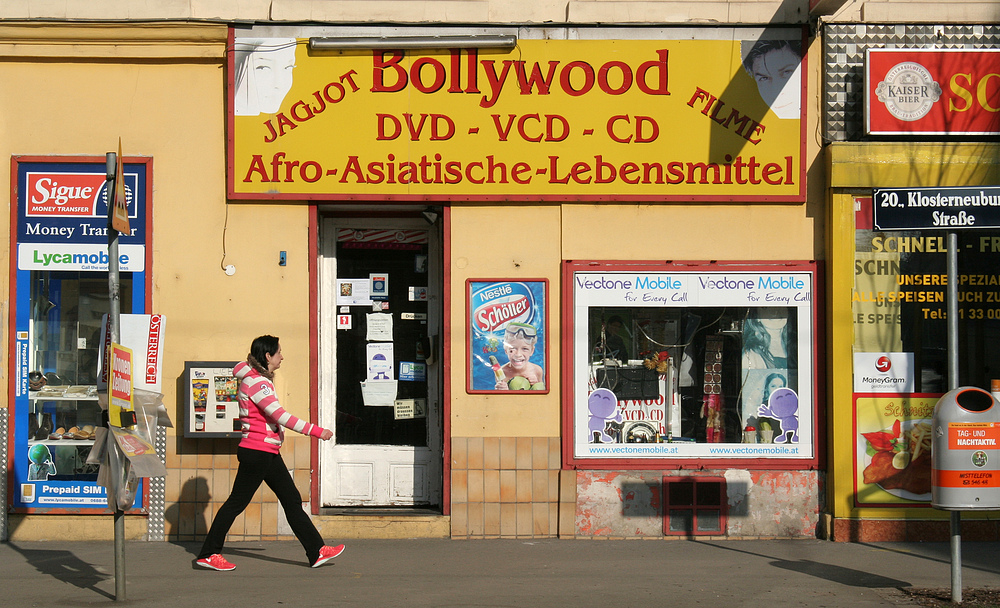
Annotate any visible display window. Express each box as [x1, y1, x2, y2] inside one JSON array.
[[563, 260, 820, 467], [10, 158, 151, 511], [852, 196, 1000, 506]]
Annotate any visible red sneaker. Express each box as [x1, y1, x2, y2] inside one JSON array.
[[196, 554, 236, 571], [311, 544, 345, 568]]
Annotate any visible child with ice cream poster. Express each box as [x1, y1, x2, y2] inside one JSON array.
[[467, 280, 548, 393]]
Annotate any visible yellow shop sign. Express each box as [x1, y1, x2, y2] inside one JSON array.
[[229, 35, 805, 201]]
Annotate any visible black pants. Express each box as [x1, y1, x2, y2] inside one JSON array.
[[198, 446, 324, 563]]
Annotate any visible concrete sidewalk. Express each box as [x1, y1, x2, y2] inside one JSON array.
[[2, 538, 999, 607]]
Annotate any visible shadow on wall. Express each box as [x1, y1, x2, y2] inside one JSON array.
[[164, 476, 209, 545], [618, 478, 749, 537]]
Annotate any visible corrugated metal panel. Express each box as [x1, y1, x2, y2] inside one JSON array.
[[1, 408, 7, 542], [147, 426, 167, 541], [823, 24, 1000, 141]]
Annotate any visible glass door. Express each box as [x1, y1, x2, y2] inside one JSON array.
[[319, 218, 442, 507]]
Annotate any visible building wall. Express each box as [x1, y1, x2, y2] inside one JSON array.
[[7, 1, 999, 26], [3, 2, 832, 542], [0, 23, 320, 541], [448, 152, 826, 539], [449, 205, 563, 536], [0, 1, 810, 25], [819, 1, 1000, 23], [576, 470, 822, 537]]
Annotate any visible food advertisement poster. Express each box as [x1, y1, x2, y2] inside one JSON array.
[[854, 394, 938, 506], [468, 279, 547, 393], [229, 31, 806, 201]]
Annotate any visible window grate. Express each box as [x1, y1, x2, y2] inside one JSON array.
[[663, 476, 726, 537]]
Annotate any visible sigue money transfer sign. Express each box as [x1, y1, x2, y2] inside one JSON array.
[[228, 32, 806, 202]]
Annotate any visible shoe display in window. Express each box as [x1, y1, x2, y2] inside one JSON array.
[[34, 413, 53, 441]]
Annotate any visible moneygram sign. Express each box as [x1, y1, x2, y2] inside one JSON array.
[[230, 33, 806, 202], [866, 48, 1000, 135]]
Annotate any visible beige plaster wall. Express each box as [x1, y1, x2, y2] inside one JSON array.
[[0, 24, 313, 428], [562, 203, 818, 261], [449, 205, 563, 438], [0, 1, 808, 24], [1, 24, 318, 539], [7, 1, 995, 25]]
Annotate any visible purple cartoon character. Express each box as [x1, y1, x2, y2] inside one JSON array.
[[588, 388, 622, 443], [369, 353, 391, 380], [758, 387, 799, 443]]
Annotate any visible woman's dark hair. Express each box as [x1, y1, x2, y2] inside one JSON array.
[[742, 39, 801, 76], [763, 372, 787, 400], [248, 334, 280, 379]]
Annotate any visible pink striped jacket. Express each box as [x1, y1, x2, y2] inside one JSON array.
[[234, 361, 324, 453]]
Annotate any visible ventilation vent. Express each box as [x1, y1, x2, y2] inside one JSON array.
[[663, 476, 726, 537]]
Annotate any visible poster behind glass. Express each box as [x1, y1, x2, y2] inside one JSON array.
[[468, 280, 548, 393], [12, 159, 148, 510], [184, 362, 241, 438], [852, 196, 1000, 505], [571, 265, 815, 461]]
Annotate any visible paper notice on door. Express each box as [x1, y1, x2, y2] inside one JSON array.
[[366, 342, 394, 380], [337, 279, 373, 306], [360, 380, 397, 406], [366, 313, 393, 341], [394, 398, 427, 420]]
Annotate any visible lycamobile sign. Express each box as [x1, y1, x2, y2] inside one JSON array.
[[17, 243, 145, 272]]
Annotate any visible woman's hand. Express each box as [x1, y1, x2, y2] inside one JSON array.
[[319, 428, 334, 441]]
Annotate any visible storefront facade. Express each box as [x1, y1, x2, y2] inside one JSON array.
[[823, 22, 1000, 541], [228, 22, 824, 538], [3, 2, 829, 542]]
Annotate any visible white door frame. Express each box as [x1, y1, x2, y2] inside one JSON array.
[[318, 216, 442, 507]]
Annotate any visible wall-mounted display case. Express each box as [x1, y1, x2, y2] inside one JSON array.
[[183, 361, 241, 438]]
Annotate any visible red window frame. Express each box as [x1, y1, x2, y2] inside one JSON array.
[[662, 475, 727, 536], [560, 259, 825, 471]]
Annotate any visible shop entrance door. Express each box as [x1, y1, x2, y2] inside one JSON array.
[[319, 218, 442, 507]]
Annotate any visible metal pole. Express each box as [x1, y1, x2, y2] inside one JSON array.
[[946, 231, 961, 604], [106, 152, 126, 602]]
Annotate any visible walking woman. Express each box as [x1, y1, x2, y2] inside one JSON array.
[[196, 335, 344, 571]]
